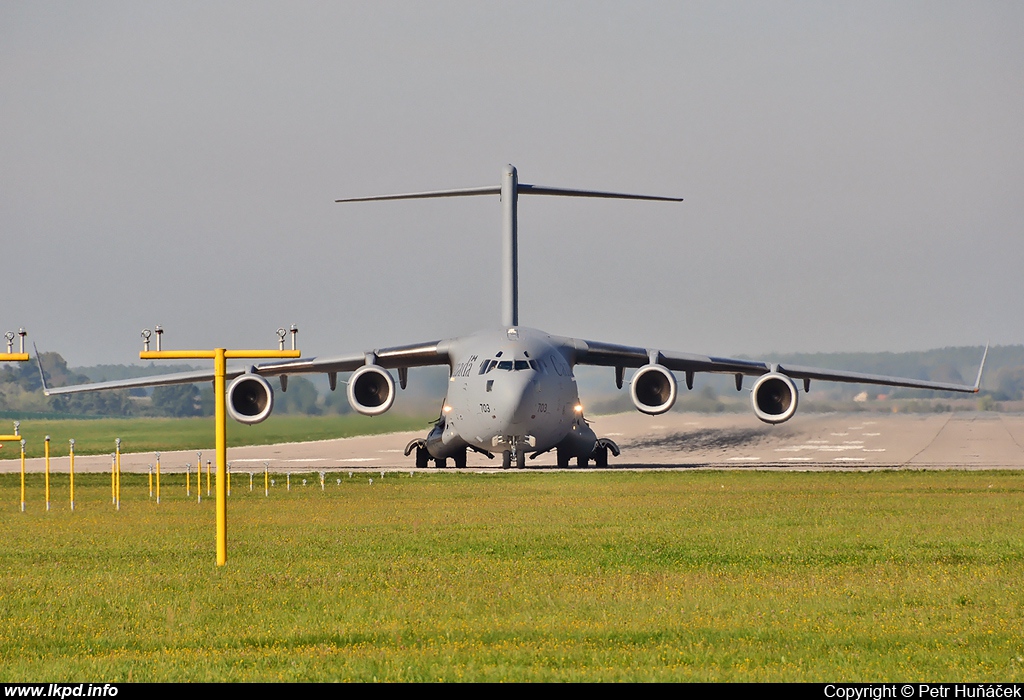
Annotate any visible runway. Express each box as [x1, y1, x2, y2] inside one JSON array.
[[4, 411, 1024, 474]]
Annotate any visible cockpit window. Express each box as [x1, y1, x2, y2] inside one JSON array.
[[485, 358, 537, 372]]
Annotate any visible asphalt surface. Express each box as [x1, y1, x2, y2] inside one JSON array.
[[4, 411, 1023, 474]]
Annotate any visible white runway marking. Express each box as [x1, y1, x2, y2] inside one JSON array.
[[780, 457, 813, 462], [339, 458, 380, 463], [864, 432, 881, 436], [830, 432, 849, 436], [728, 456, 760, 462], [862, 448, 886, 453], [834, 457, 866, 462]]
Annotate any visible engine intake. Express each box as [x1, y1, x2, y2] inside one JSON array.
[[347, 365, 396, 416], [630, 364, 677, 415], [227, 374, 274, 425], [751, 372, 799, 424]]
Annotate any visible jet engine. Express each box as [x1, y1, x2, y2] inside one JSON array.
[[750, 372, 799, 424], [347, 365, 396, 416], [630, 364, 677, 415], [227, 374, 275, 425]]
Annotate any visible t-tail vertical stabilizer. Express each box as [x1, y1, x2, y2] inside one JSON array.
[[335, 165, 683, 325]]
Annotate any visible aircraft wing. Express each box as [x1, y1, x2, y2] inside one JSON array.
[[37, 340, 450, 395], [40, 367, 243, 396], [567, 337, 987, 393], [251, 340, 450, 376]]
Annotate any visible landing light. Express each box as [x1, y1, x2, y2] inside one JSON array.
[[443, 405, 453, 413], [574, 404, 583, 413]]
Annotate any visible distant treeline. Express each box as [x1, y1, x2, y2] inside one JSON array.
[[0, 345, 1017, 419]]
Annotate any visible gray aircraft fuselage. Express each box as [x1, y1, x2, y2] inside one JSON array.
[[424, 327, 594, 463]]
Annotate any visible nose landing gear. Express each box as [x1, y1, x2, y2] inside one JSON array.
[[501, 449, 526, 469]]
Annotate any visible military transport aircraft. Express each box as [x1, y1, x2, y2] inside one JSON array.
[[40, 165, 987, 469]]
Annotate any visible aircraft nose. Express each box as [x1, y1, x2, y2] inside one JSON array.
[[494, 373, 537, 427]]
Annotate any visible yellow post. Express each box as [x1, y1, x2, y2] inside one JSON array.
[[227, 461, 232, 497], [186, 463, 191, 497], [115, 438, 121, 511], [155, 452, 161, 505], [264, 463, 269, 497], [69, 439, 75, 512], [20, 439, 26, 513], [44, 436, 50, 512], [148, 464, 153, 499], [214, 347, 227, 566], [206, 460, 211, 497], [197, 452, 203, 503], [139, 342, 300, 567], [111, 454, 116, 505]]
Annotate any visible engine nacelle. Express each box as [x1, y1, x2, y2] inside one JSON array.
[[227, 374, 274, 425], [347, 365, 396, 416], [751, 372, 799, 424], [630, 364, 677, 415]]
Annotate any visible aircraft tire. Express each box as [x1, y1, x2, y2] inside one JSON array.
[[435, 457, 447, 468], [594, 447, 608, 469], [502, 451, 512, 469], [415, 447, 428, 469], [454, 449, 467, 469], [557, 448, 571, 468], [516, 450, 525, 469], [577, 455, 588, 468]]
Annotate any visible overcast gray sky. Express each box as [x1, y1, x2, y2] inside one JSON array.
[[2, 1, 1021, 366]]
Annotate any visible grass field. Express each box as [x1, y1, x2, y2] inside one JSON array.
[[1, 469, 1022, 682], [0, 414, 430, 459]]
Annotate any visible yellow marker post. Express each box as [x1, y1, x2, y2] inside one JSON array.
[[69, 439, 75, 512], [206, 460, 211, 497], [249, 472, 253, 492], [186, 463, 191, 497], [19, 438, 26, 512], [140, 337, 300, 566], [115, 438, 121, 511], [155, 452, 161, 505], [227, 462, 231, 497], [196, 452, 203, 503], [148, 464, 153, 499], [264, 463, 269, 497], [1, 335, 30, 510], [0, 422, 23, 509], [110, 454, 116, 505], [44, 436, 50, 512]]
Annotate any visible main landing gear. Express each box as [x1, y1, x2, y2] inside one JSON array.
[[555, 438, 621, 469], [406, 439, 468, 469]]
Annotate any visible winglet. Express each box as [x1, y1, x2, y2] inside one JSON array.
[[972, 343, 989, 393], [33, 343, 52, 396]]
